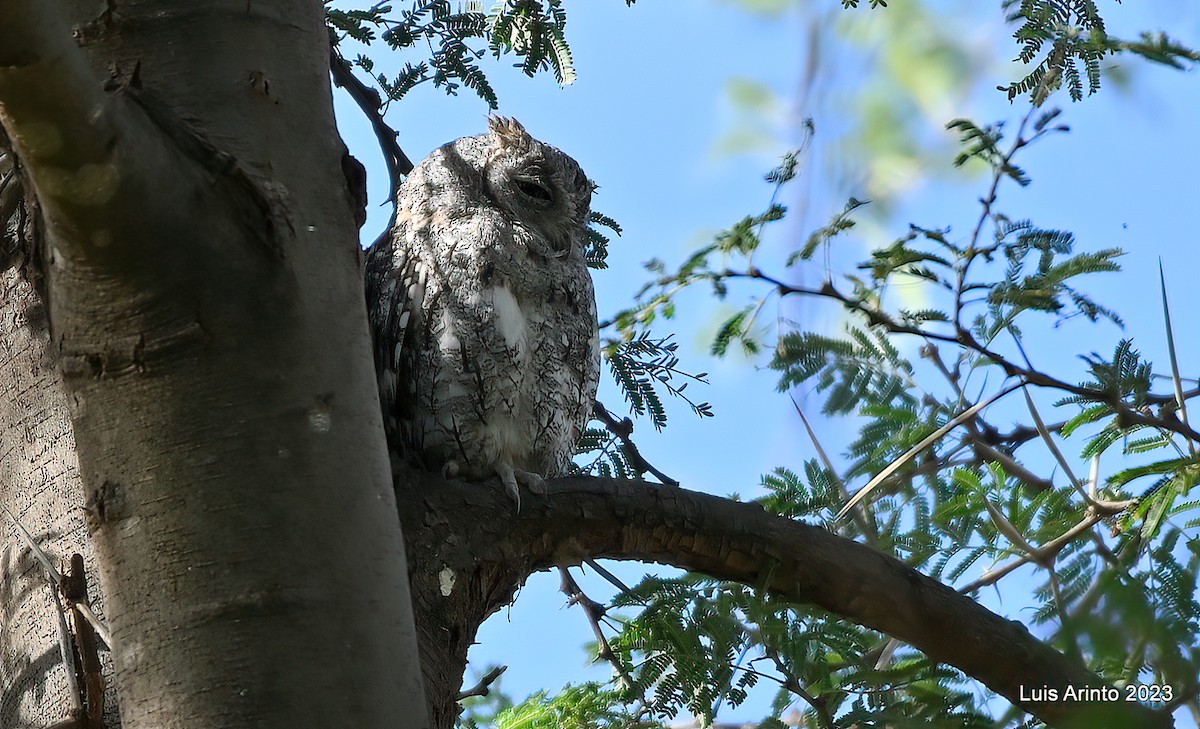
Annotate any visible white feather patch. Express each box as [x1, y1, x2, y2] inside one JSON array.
[[489, 285, 526, 348], [438, 308, 461, 352]]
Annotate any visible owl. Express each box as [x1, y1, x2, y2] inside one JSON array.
[[365, 117, 600, 510]]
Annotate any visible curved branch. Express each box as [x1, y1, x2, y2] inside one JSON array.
[[403, 471, 1173, 729], [592, 400, 679, 486], [328, 46, 414, 185], [328, 47, 417, 251], [0, 1, 111, 166], [0, 8, 209, 269]]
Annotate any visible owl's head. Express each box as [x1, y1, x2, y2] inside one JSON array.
[[461, 117, 594, 255]]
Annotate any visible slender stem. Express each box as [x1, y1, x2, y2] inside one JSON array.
[[726, 268, 1200, 443]]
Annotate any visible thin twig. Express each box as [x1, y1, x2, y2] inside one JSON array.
[[970, 438, 1053, 492], [726, 269, 1200, 443], [1046, 566, 1084, 664], [920, 344, 1042, 491], [790, 395, 877, 541], [955, 102, 1042, 330], [48, 568, 83, 715], [4, 505, 64, 584], [71, 602, 112, 652], [64, 554, 106, 726], [328, 43, 415, 250], [4, 507, 114, 649], [983, 499, 1039, 557], [592, 401, 679, 486], [1022, 386, 1086, 494], [957, 510, 1123, 593], [838, 381, 1025, 520], [328, 47, 414, 180], [558, 566, 636, 689], [1158, 259, 1195, 455], [760, 641, 835, 729], [583, 558, 634, 596], [456, 665, 506, 701]]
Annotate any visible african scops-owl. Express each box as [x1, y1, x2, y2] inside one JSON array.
[[365, 117, 600, 508]]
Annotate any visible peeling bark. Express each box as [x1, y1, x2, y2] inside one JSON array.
[[0, 176, 117, 728]]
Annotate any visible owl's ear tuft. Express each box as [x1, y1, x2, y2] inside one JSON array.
[[488, 116, 532, 148]]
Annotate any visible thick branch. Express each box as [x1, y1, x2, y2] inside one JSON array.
[[404, 472, 1172, 729], [0, 1, 114, 172]]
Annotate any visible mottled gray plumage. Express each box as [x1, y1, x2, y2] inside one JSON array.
[[365, 117, 599, 508]]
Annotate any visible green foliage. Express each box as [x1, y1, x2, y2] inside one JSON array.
[[791, 197, 866, 265], [604, 334, 712, 431], [573, 427, 637, 480], [327, 0, 637, 109], [715, 204, 787, 257], [584, 211, 622, 270], [999, 0, 1200, 102], [759, 463, 842, 519], [461, 683, 665, 728], [789, 329, 900, 402], [590, 93, 1199, 725], [1063, 340, 1152, 410], [981, 219, 1123, 338], [711, 305, 757, 357], [572, 332, 711, 481], [946, 119, 1031, 185], [606, 574, 997, 727], [328, 1, 499, 107], [608, 151, 802, 349], [489, 0, 576, 86], [608, 575, 759, 723]]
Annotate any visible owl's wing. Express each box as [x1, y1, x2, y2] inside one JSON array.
[[364, 234, 426, 449]]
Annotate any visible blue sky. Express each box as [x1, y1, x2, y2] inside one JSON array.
[[336, 2, 1199, 725]]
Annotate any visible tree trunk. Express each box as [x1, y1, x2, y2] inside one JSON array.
[[0, 186, 119, 727], [0, 2, 427, 727]]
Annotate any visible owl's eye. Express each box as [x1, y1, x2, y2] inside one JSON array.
[[514, 178, 554, 205]]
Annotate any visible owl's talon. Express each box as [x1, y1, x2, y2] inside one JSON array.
[[515, 470, 546, 495], [495, 462, 522, 512]]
